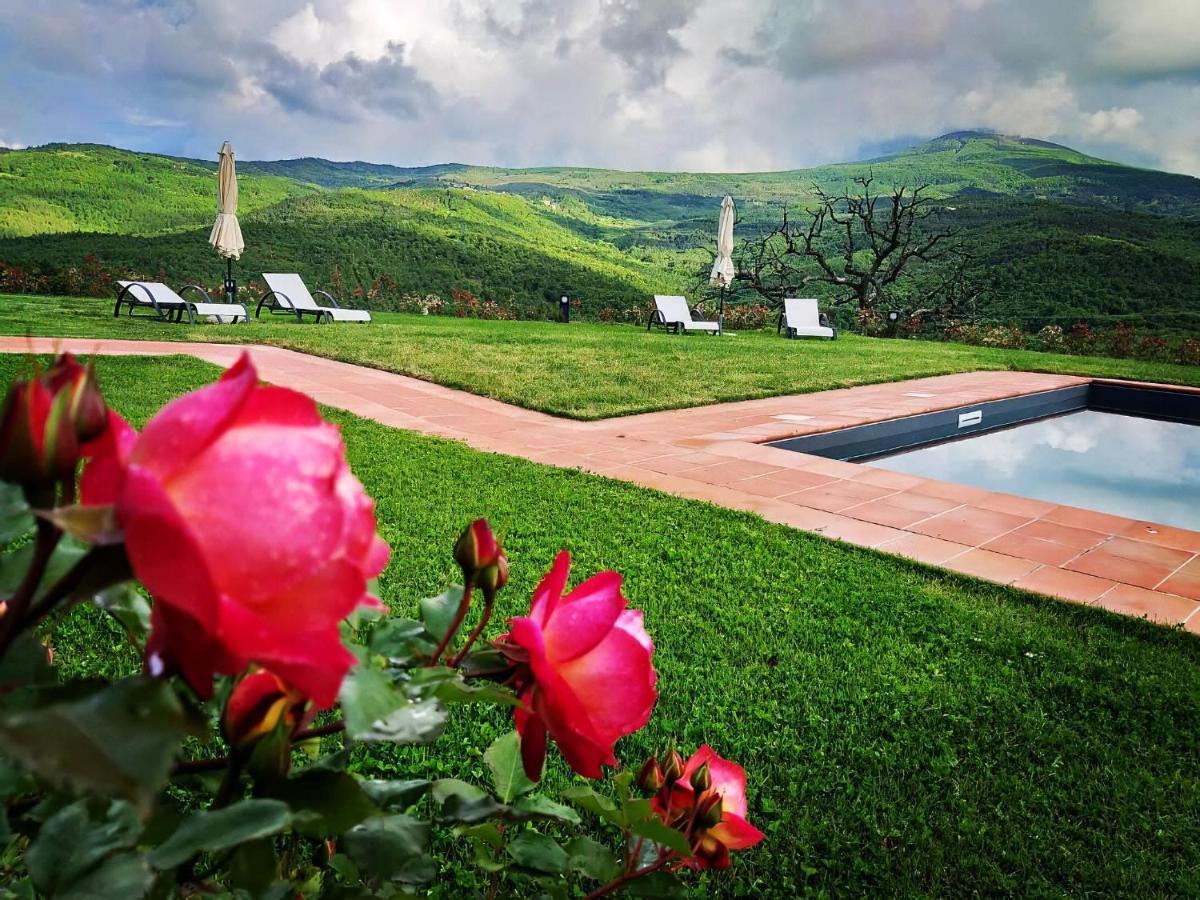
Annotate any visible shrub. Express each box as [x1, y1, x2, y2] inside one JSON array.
[[1037, 324, 1066, 352], [1102, 322, 1136, 358], [1065, 322, 1095, 354], [1179, 338, 1200, 366]]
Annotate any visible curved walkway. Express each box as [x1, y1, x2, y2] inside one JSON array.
[[5, 337, 1199, 631]]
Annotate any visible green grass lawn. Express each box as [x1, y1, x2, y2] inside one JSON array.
[[3, 293, 1199, 418], [13, 354, 1199, 896]]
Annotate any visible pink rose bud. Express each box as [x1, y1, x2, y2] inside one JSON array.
[[0, 376, 79, 492], [476, 550, 509, 603], [637, 757, 664, 793], [454, 518, 502, 585], [43, 353, 108, 444], [661, 749, 685, 786], [696, 791, 724, 829], [690, 761, 712, 793]]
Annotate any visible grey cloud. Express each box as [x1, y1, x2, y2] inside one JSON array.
[[599, 0, 700, 89], [261, 41, 437, 120]]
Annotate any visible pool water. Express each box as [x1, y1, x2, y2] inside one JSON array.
[[868, 410, 1200, 531]]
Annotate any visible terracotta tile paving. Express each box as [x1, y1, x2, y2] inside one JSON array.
[[877, 533, 973, 566], [908, 505, 1034, 546], [941, 548, 1042, 584], [1094, 584, 1200, 625], [5, 337, 1199, 634], [1011, 567, 1118, 605]]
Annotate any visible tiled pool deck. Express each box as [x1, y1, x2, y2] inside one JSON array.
[[6, 337, 1199, 631]]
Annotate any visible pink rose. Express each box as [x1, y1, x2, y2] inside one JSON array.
[[654, 745, 765, 869], [84, 353, 389, 707], [504, 551, 656, 779]]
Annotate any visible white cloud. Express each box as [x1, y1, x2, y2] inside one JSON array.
[[0, 0, 1197, 174]]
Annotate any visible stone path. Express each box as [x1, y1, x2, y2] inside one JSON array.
[[5, 337, 1198, 631]]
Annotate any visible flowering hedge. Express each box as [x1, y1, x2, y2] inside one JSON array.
[[0, 353, 761, 896]]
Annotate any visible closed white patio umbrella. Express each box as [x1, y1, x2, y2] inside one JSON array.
[[709, 194, 736, 334], [209, 141, 244, 303]]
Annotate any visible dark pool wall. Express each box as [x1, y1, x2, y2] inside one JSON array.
[[769, 383, 1200, 462]]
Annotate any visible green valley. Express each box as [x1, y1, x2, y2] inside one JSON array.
[[0, 131, 1197, 331]]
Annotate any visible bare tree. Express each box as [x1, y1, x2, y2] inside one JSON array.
[[736, 176, 963, 314]]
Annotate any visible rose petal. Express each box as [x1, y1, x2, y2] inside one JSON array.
[[709, 813, 765, 851], [541, 570, 624, 663], [528, 551, 570, 624], [129, 352, 256, 482], [120, 468, 220, 628], [555, 626, 657, 745]]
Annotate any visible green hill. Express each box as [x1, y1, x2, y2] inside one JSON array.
[[0, 182, 687, 316], [0, 133, 1197, 331], [0, 143, 313, 238]]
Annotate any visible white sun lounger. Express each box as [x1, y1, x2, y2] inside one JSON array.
[[648, 295, 720, 334], [779, 298, 836, 340], [114, 281, 248, 324], [257, 273, 372, 324]]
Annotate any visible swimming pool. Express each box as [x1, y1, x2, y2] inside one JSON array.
[[768, 382, 1200, 531], [869, 409, 1200, 530]]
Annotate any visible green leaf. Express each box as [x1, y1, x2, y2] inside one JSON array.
[[57, 853, 153, 900], [625, 870, 687, 897], [228, 838, 279, 897], [149, 799, 292, 870], [418, 587, 465, 643], [359, 778, 430, 811], [0, 632, 54, 695], [431, 778, 505, 823], [563, 786, 625, 828], [0, 482, 31, 543], [0, 677, 191, 810], [565, 836, 620, 882], [325, 852, 360, 884], [341, 815, 430, 883], [628, 816, 692, 857], [339, 665, 448, 744], [25, 799, 142, 894], [506, 830, 568, 874], [36, 503, 121, 545], [92, 583, 151, 638], [368, 617, 433, 664], [272, 769, 377, 837], [511, 794, 581, 825], [409, 667, 519, 707], [484, 731, 535, 803], [458, 822, 503, 849]]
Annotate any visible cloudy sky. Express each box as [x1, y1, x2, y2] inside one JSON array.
[[1, 0, 1198, 174]]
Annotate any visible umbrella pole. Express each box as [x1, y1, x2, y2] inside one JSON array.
[[225, 257, 235, 305], [718, 284, 726, 336]]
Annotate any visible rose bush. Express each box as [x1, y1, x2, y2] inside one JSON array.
[[0, 352, 761, 897]]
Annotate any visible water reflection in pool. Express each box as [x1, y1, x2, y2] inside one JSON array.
[[869, 410, 1200, 531]]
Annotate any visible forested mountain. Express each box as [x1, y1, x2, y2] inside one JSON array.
[[0, 133, 1197, 329]]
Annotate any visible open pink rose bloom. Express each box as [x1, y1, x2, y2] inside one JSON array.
[[657, 745, 765, 869], [82, 353, 390, 707], [506, 550, 657, 779]]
